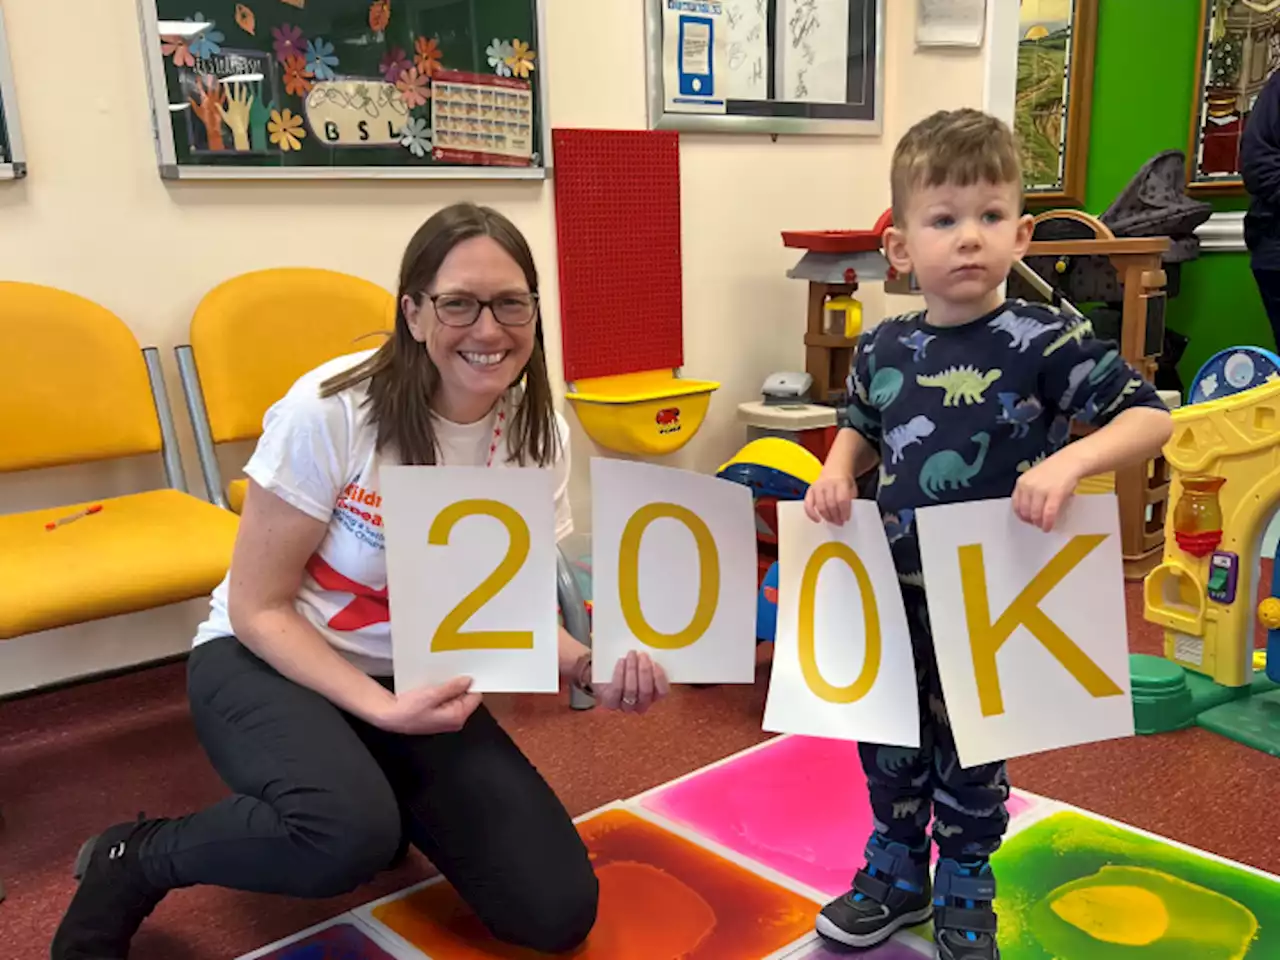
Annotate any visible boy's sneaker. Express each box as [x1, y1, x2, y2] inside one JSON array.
[[51, 816, 170, 959], [816, 836, 933, 948], [934, 858, 1000, 960]]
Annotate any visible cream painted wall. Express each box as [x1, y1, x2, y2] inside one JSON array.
[[0, 0, 988, 693]]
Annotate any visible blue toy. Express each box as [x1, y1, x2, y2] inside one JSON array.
[[1188, 346, 1280, 404], [757, 561, 779, 643]]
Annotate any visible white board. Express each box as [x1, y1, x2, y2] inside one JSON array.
[[590, 458, 757, 685], [381, 466, 559, 695], [763, 500, 920, 747], [916, 495, 1134, 768]]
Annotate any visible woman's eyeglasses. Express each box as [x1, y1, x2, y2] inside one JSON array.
[[427, 293, 539, 327]]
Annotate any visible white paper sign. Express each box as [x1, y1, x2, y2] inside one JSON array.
[[664, 0, 730, 114], [723, 0, 769, 100], [916, 0, 987, 48], [778, 0, 851, 103], [764, 500, 920, 747], [590, 457, 757, 685], [917, 495, 1133, 768], [380, 466, 559, 695]]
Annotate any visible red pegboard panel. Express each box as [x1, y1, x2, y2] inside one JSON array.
[[552, 129, 684, 383]]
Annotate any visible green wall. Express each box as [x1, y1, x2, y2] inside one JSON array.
[[1083, 0, 1275, 387]]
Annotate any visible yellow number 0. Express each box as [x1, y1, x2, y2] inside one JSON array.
[[618, 503, 719, 649], [429, 499, 533, 652], [798, 542, 882, 704]]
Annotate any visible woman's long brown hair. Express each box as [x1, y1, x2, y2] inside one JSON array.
[[319, 203, 558, 467]]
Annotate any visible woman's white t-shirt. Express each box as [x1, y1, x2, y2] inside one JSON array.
[[192, 350, 574, 676]]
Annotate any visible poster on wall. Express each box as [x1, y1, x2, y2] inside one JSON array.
[[136, 0, 548, 179], [645, 0, 885, 135], [0, 4, 26, 179], [1014, 0, 1097, 205], [1190, 0, 1280, 192]]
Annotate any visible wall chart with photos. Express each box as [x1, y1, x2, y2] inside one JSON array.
[[137, 0, 547, 179]]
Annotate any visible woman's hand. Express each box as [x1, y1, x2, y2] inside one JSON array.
[[372, 675, 483, 735], [581, 650, 670, 714]]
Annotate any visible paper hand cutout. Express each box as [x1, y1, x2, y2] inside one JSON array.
[[219, 82, 254, 151], [189, 74, 226, 151]]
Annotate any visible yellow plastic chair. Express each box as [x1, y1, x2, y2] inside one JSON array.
[[0, 282, 239, 641], [175, 268, 395, 512]]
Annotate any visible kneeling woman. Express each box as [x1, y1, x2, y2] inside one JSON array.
[[53, 203, 668, 959]]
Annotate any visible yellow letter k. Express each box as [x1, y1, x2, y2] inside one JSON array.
[[958, 534, 1124, 717]]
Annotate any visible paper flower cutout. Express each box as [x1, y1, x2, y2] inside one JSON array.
[[414, 36, 442, 76], [272, 23, 305, 64], [379, 47, 411, 83], [400, 117, 432, 157], [369, 0, 391, 34], [396, 66, 430, 108], [283, 54, 313, 96], [188, 13, 224, 59], [487, 38, 513, 77], [268, 108, 306, 151], [506, 39, 535, 78], [305, 37, 338, 81], [161, 36, 195, 68], [234, 3, 255, 35]]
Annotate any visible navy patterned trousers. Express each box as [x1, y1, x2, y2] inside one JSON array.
[[857, 586, 1011, 865]]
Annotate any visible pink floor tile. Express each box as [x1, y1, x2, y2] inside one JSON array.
[[641, 736, 1032, 896]]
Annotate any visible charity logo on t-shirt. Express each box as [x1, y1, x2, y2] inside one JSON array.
[[333, 480, 386, 549]]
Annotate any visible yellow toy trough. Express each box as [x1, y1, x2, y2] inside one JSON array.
[[566, 369, 719, 457]]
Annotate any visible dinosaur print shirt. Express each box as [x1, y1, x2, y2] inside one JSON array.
[[840, 298, 1165, 587]]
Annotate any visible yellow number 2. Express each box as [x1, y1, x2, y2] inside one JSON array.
[[797, 542, 882, 703], [618, 503, 719, 649], [429, 499, 533, 652]]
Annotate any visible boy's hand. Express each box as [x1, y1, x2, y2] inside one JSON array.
[[1013, 452, 1084, 532], [805, 470, 856, 525]]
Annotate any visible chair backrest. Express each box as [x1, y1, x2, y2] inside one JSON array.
[[0, 281, 161, 474], [190, 267, 396, 443]]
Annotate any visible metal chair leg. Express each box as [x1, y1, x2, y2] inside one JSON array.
[[556, 547, 595, 711]]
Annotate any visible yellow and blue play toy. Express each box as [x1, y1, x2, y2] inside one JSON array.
[[717, 437, 823, 643], [717, 437, 823, 498], [1187, 346, 1280, 404]]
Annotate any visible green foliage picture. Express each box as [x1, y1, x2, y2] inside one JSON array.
[[141, 0, 544, 176], [1015, 0, 1096, 205]]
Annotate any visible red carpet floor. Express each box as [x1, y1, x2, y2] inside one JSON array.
[[3, 576, 1279, 959]]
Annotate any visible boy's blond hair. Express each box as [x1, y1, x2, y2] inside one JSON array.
[[890, 109, 1022, 223]]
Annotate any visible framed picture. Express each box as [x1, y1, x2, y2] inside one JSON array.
[[1016, 0, 1098, 206], [1188, 0, 1280, 193], [0, 3, 26, 180], [136, 0, 549, 180], [644, 0, 885, 136]]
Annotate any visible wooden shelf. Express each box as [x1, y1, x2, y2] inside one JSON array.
[[804, 333, 859, 349], [1026, 237, 1170, 257]]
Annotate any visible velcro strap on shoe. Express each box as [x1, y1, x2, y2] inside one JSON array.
[[936, 905, 998, 935], [865, 842, 920, 881], [852, 869, 892, 903], [934, 869, 996, 902]]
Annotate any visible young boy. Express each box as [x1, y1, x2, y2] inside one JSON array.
[[804, 109, 1173, 960]]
